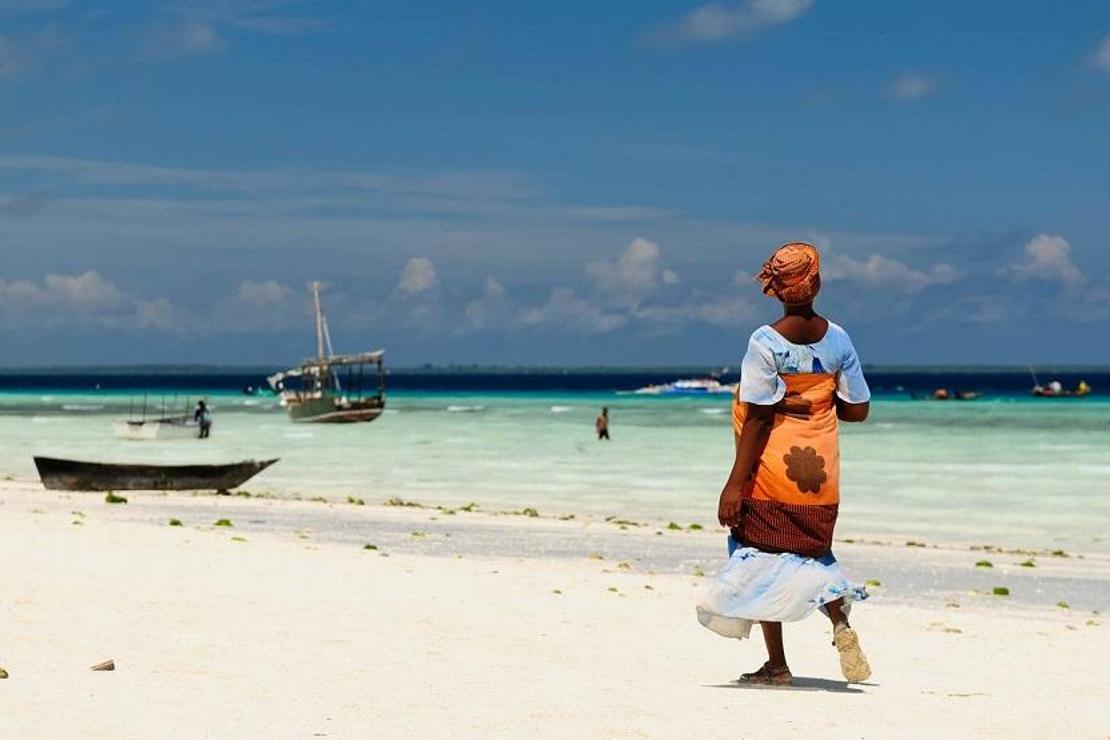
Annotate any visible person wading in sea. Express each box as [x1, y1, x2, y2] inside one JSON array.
[[194, 400, 212, 439], [696, 242, 872, 686], [596, 407, 610, 440]]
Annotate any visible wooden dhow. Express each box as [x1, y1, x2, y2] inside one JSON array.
[[267, 282, 386, 423]]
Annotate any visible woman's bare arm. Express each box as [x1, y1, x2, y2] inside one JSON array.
[[717, 402, 775, 526], [836, 398, 869, 422]]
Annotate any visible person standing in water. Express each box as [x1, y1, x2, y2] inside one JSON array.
[[596, 407, 610, 440], [696, 242, 872, 686], [194, 400, 212, 439]]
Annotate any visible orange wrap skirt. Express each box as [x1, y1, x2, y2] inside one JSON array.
[[731, 373, 840, 558]]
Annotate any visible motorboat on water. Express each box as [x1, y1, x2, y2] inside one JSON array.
[[631, 378, 737, 396], [267, 282, 387, 423]]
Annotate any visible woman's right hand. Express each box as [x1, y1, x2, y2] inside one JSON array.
[[718, 484, 744, 527]]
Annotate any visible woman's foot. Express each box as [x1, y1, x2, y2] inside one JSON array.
[[832, 623, 871, 682], [738, 661, 793, 686]]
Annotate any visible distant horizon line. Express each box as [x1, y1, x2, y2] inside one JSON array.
[[0, 363, 1106, 375]]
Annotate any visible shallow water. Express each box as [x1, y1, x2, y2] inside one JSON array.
[[3, 384, 1108, 554]]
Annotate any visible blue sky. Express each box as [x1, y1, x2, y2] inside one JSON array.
[[1, 0, 1109, 366]]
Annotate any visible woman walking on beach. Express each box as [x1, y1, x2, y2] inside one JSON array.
[[696, 242, 872, 685]]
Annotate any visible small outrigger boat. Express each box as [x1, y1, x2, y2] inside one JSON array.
[[112, 396, 206, 440], [33, 456, 277, 492], [267, 282, 386, 423]]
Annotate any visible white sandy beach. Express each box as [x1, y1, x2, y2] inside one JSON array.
[[1, 482, 1107, 739]]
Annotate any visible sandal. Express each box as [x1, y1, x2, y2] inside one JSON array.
[[832, 624, 871, 682], [738, 661, 793, 686]]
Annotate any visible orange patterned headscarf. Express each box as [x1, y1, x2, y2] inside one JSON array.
[[755, 242, 821, 305]]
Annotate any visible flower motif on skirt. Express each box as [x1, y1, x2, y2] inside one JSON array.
[[783, 445, 827, 494]]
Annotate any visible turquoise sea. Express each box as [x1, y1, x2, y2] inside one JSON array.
[[2, 369, 1108, 555]]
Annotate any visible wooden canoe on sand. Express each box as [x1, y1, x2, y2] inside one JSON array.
[[33, 456, 278, 492]]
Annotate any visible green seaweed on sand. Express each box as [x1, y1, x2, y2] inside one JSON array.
[[666, 522, 682, 530], [617, 561, 631, 570], [865, 579, 881, 587], [607, 586, 618, 593], [213, 519, 233, 527], [521, 507, 539, 518], [0, 667, 8, 679], [104, 492, 127, 504], [231, 536, 247, 542], [992, 586, 1010, 596], [588, 552, 604, 560], [1057, 601, 1070, 609], [1019, 560, 1036, 568], [347, 496, 366, 506], [363, 543, 378, 550], [643, 584, 654, 590], [687, 523, 703, 531], [168, 518, 183, 527], [458, 502, 478, 512], [410, 531, 426, 538], [558, 513, 575, 521], [975, 560, 993, 568], [385, 497, 424, 508], [692, 566, 705, 577], [905, 541, 926, 547], [552, 589, 562, 595], [71, 519, 83, 526], [1051, 549, 1068, 557], [71, 510, 85, 518]]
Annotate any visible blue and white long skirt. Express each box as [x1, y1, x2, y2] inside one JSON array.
[[696, 537, 869, 640]]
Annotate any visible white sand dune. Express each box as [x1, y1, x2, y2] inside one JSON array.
[[0, 484, 1107, 738]]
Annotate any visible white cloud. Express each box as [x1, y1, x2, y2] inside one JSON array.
[[233, 279, 291, 308], [1091, 35, 1110, 75], [211, 279, 298, 330], [518, 289, 627, 334], [633, 294, 755, 330], [824, 253, 959, 292], [886, 73, 939, 102], [587, 237, 679, 308], [396, 257, 439, 297], [654, 0, 814, 44], [40, 271, 123, 310], [131, 298, 177, 330], [464, 277, 511, 329], [1005, 234, 1084, 285], [0, 271, 168, 328]]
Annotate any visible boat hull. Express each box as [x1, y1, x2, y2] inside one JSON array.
[[33, 457, 278, 492], [284, 396, 385, 423]]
